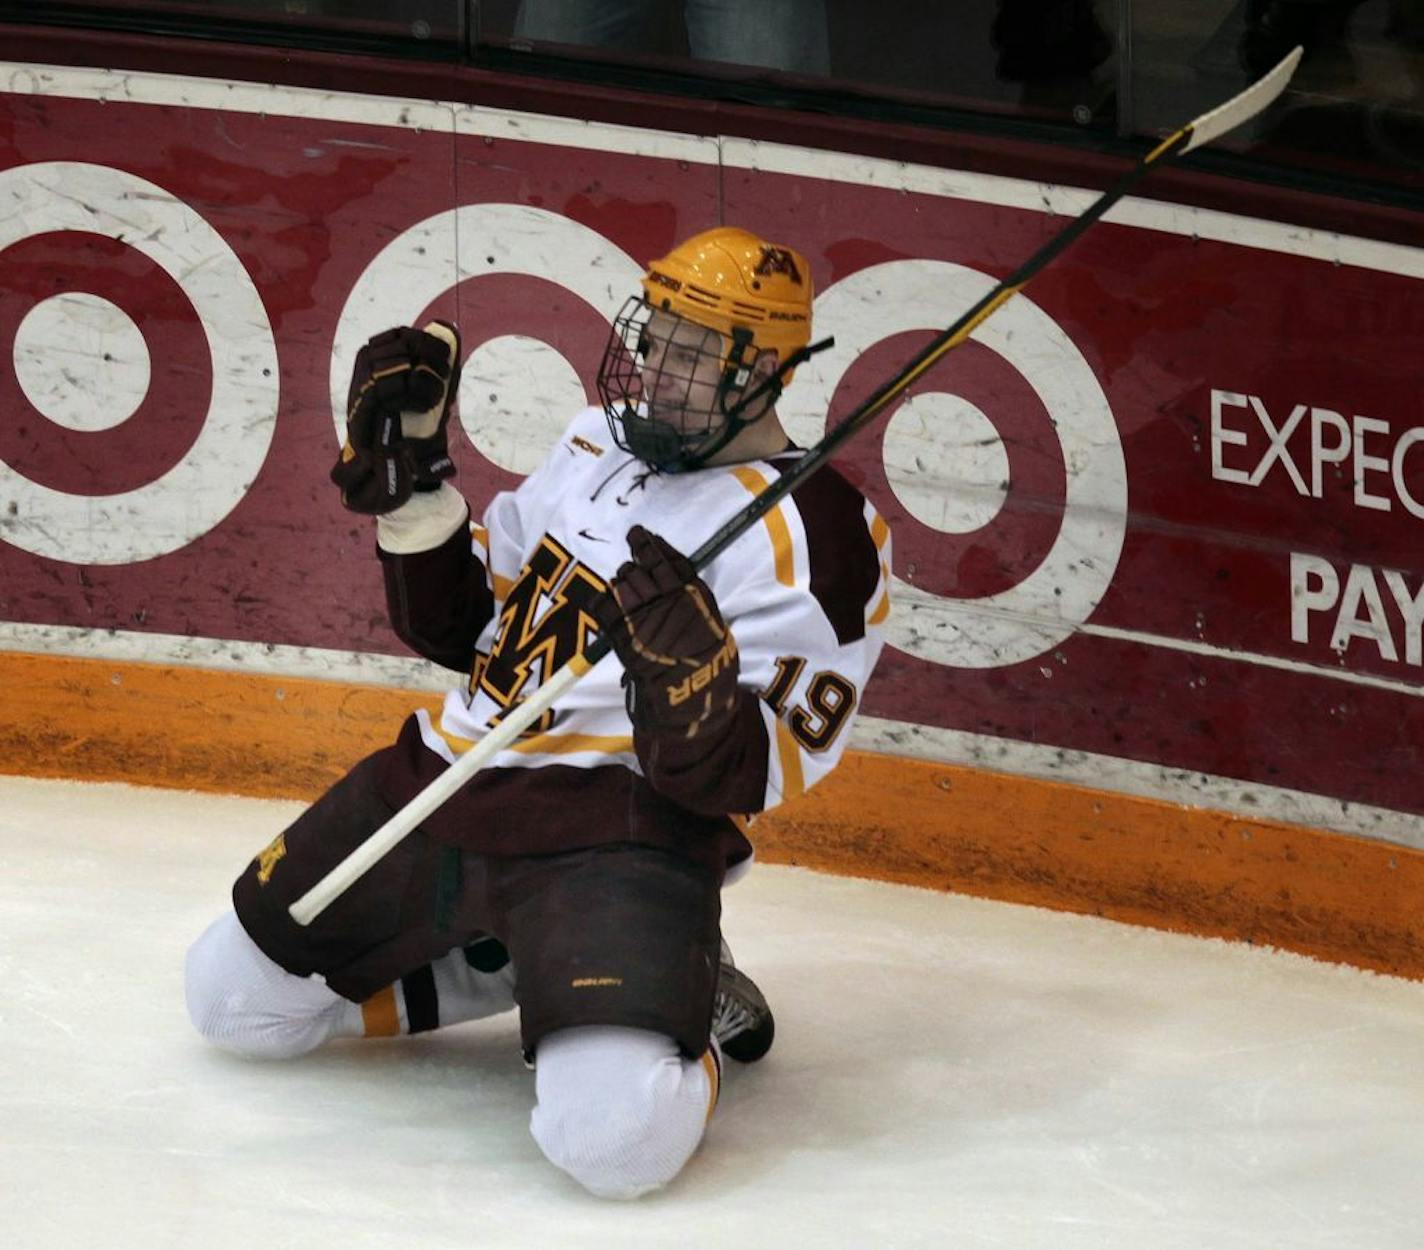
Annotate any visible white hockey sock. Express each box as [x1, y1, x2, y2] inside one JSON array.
[[185, 915, 518, 1056], [358, 944, 517, 1038], [529, 1025, 722, 1200]]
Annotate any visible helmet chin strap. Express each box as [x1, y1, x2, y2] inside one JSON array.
[[673, 334, 837, 472]]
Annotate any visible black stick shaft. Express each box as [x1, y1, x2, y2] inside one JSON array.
[[680, 128, 1193, 579]]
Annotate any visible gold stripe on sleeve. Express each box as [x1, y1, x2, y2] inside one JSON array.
[[729, 466, 796, 588], [470, 523, 514, 598], [869, 512, 890, 551], [867, 555, 892, 625], [360, 985, 401, 1038], [775, 718, 806, 801]]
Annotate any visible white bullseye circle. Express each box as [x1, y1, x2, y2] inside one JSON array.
[[13, 293, 152, 431], [788, 259, 1126, 670], [883, 393, 1009, 534], [460, 334, 590, 475], [0, 161, 278, 565], [332, 203, 642, 462]]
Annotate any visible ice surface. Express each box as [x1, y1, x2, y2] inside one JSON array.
[[1, 774, 1421, 1249]]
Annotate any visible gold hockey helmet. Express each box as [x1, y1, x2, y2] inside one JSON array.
[[640, 226, 813, 382], [597, 226, 817, 473]]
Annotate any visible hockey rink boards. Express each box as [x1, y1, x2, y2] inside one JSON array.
[[3, 61, 1424, 971]]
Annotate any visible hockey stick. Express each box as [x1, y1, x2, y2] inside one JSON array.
[[289, 47, 1301, 926]]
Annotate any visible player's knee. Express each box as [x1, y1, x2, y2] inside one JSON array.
[[535, 1097, 684, 1200], [184, 912, 345, 1060], [529, 1026, 710, 1200]]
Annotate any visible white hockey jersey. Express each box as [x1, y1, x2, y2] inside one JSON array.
[[378, 406, 890, 863]]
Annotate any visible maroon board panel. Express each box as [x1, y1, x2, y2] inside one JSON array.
[[2, 78, 1422, 825], [724, 162, 1424, 815]]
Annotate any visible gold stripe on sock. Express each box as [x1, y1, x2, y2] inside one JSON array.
[[701, 1048, 721, 1123], [360, 985, 401, 1037]]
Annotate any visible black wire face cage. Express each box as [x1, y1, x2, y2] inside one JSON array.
[[596, 296, 764, 474]]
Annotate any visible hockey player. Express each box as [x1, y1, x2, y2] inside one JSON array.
[[184, 226, 891, 1200]]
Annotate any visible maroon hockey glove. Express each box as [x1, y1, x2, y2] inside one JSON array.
[[330, 322, 461, 515], [594, 526, 740, 739]]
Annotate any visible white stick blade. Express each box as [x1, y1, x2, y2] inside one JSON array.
[[1182, 46, 1303, 153]]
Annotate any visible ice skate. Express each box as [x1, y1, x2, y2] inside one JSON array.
[[712, 939, 774, 1063]]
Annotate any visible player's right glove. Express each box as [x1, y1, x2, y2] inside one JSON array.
[[593, 526, 740, 740], [330, 321, 462, 515]]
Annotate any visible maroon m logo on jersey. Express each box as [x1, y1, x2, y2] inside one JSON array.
[[754, 247, 803, 285], [475, 534, 607, 735]]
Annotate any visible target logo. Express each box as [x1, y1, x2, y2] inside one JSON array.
[[0, 161, 278, 565], [3, 159, 1124, 670], [787, 261, 1127, 669]]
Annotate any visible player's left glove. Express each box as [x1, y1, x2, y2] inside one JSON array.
[[594, 526, 740, 739], [330, 321, 461, 515]]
